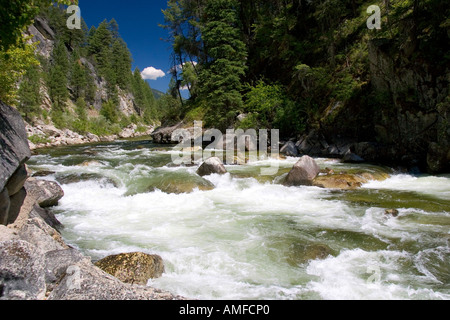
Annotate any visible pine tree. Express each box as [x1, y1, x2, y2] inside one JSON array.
[[17, 64, 42, 122], [70, 49, 87, 100], [199, 0, 247, 130], [84, 67, 96, 105], [48, 40, 69, 107], [100, 99, 119, 124], [108, 19, 120, 40], [132, 68, 145, 116], [111, 39, 132, 90], [142, 81, 157, 124], [72, 97, 89, 134]]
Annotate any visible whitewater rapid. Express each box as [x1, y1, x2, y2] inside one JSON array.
[[27, 141, 450, 300]]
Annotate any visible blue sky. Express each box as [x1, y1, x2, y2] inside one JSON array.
[[78, 0, 173, 94]]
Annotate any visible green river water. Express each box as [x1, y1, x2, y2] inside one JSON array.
[[27, 138, 450, 300]]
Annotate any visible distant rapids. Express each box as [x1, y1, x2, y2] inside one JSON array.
[[27, 138, 450, 300]]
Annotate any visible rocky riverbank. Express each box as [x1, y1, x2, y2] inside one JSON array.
[[0, 101, 183, 300], [26, 121, 156, 151], [0, 182, 183, 300]]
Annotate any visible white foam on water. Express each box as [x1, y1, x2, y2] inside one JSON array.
[[31, 147, 450, 300], [306, 249, 450, 300], [363, 174, 450, 200]]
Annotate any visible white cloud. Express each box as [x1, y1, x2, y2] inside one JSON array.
[[141, 67, 166, 80]]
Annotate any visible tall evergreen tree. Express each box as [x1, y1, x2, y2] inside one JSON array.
[[111, 39, 132, 90], [70, 49, 87, 100], [17, 64, 42, 122], [48, 40, 69, 107], [199, 0, 247, 130]]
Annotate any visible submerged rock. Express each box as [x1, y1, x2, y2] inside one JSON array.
[[313, 171, 390, 190], [197, 157, 227, 177], [149, 179, 214, 194], [313, 174, 366, 190], [287, 243, 334, 266], [95, 252, 165, 285], [385, 209, 400, 217], [55, 173, 119, 187], [283, 156, 320, 186], [79, 160, 102, 167]]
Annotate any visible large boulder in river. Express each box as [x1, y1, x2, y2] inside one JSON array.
[[0, 101, 31, 225], [94, 252, 165, 285], [283, 156, 320, 186], [197, 157, 227, 177], [24, 178, 64, 208]]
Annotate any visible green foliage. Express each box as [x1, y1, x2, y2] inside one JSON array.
[[241, 80, 305, 135], [132, 68, 158, 124], [0, 40, 39, 105], [0, 0, 77, 52], [111, 39, 132, 90], [158, 93, 183, 124], [100, 100, 120, 124], [48, 40, 69, 106], [86, 115, 111, 137], [70, 50, 88, 101], [199, 0, 247, 130], [17, 63, 42, 122], [243, 81, 284, 128], [50, 104, 67, 129], [184, 106, 206, 124], [159, 0, 446, 137], [28, 134, 51, 145], [72, 97, 88, 134], [0, 0, 162, 141]]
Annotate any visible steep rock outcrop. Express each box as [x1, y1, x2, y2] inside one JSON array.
[[0, 181, 184, 300], [367, 38, 449, 173], [0, 101, 31, 226]]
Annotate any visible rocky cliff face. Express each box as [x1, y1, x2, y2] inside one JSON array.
[[296, 38, 449, 174], [368, 38, 449, 173], [0, 101, 31, 226], [26, 17, 140, 115]]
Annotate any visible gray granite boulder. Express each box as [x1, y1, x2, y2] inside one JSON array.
[[283, 156, 320, 186]]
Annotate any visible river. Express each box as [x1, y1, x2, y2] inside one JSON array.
[[26, 138, 450, 300]]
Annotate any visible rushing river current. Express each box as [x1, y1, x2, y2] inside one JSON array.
[[27, 138, 450, 300]]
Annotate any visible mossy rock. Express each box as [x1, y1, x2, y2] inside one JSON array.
[[55, 173, 119, 187], [149, 179, 215, 194], [95, 252, 165, 285], [313, 171, 389, 190], [286, 243, 334, 266], [147, 173, 215, 194]]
